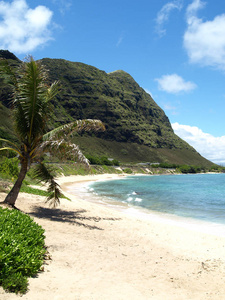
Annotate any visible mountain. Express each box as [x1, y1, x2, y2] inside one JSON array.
[[0, 50, 213, 166]]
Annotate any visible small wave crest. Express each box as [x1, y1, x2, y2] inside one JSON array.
[[135, 198, 142, 203], [126, 196, 143, 203], [127, 197, 133, 202]]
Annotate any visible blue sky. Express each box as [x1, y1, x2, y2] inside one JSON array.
[[1, 0, 225, 164]]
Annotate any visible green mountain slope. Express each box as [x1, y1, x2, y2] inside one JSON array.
[[0, 50, 213, 166], [41, 58, 188, 148]]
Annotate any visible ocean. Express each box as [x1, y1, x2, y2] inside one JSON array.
[[88, 173, 225, 226]]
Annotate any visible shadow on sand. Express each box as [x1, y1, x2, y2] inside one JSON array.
[[29, 206, 120, 230]]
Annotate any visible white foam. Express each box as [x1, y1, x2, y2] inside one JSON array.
[[66, 174, 225, 238], [135, 198, 142, 202]]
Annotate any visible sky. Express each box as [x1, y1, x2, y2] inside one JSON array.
[[0, 0, 225, 164]]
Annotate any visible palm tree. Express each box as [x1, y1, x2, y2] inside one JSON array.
[[0, 57, 105, 207]]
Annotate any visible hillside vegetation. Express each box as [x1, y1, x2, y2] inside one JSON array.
[[0, 50, 213, 167]]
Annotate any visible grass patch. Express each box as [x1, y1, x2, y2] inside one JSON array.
[[20, 185, 50, 197], [123, 168, 133, 174], [20, 185, 70, 201], [53, 163, 90, 176]]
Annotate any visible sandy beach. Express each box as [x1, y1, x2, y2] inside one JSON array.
[[1, 174, 225, 299]]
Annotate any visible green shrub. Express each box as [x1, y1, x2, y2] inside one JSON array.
[[86, 155, 101, 165], [86, 155, 119, 166], [151, 162, 179, 169], [150, 162, 204, 174], [210, 165, 225, 172], [159, 162, 179, 169], [2, 272, 28, 294], [111, 159, 120, 166], [178, 165, 201, 174], [123, 168, 133, 174], [0, 207, 46, 294], [100, 156, 113, 166], [0, 157, 19, 178]]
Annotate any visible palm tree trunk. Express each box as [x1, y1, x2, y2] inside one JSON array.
[[4, 160, 28, 207]]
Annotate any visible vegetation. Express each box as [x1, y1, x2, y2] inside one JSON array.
[[71, 136, 213, 167], [0, 50, 214, 167], [151, 162, 179, 169], [0, 56, 104, 207], [0, 207, 46, 294], [178, 165, 202, 174], [151, 162, 225, 174], [0, 157, 19, 179], [38, 59, 196, 149], [86, 154, 119, 166], [151, 162, 203, 173], [0, 50, 221, 298], [123, 168, 133, 174]]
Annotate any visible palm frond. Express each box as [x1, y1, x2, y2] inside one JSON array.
[[13, 100, 30, 141], [46, 181, 63, 207], [1, 56, 105, 208], [40, 119, 105, 166], [0, 147, 21, 157], [0, 138, 22, 156], [45, 80, 60, 101], [38, 139, 90, 166], [33, 162, 64, 207], [43, 119, 105, 142], [13, 57, 58, 144], [0, 138, 20, 149]]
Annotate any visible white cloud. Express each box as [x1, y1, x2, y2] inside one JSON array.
[[164, 103, 177, 110], [155, 73, 197, 94], [0, 0, 53, 54], [52, 0, 72, 15], [144, 88, 153, 98], [163, 103, 178, 115], [184, 0, 225, 70], [172, 122, 225, 164], [116, 32, 125, 47], [155, 0, 183, 37]]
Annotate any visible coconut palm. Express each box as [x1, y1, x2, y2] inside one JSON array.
[[0, 57, 105, 207]]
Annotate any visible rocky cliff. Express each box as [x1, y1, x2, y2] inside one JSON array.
[[0, 50, 213, 166]]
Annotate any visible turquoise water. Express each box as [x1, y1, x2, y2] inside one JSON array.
[[89, 173, 225, 224]]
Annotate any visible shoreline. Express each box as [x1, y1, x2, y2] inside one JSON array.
[[58, 173, 225, 238], [57, 174, 225, 260], [1, 173, 225, 299]]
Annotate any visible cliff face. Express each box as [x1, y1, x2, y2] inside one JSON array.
[[40, 58, 191, 150], [0, 50, 213, 166]]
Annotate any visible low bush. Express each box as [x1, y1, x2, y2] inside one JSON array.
[[123, 168, 133, 174], [86, 155, 119, 166], [151, 162, 205, 174], [0, 157, 19, 179], [86, 155, 102, 165], [0, 207, 46, 294], [151, 162, 179, 169], [178, 165, 202, 174]]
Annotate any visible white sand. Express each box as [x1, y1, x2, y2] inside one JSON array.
[[1, 174, 225, 299]]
